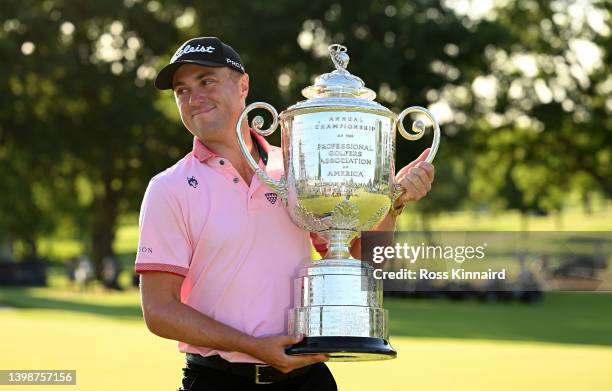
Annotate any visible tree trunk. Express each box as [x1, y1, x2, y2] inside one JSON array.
[[91, 179, 121, 280], [16, 231, 38, 260], [0, 237, 12, 259], [554, 210, 564, 230], [25, 234, 37, 259], [582, 193, 592, 214]]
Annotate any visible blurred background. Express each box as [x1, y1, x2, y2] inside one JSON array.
[[0, 0, 610, 390]]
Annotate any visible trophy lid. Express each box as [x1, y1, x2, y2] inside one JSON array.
[[302, 44, 376, 100], [285, 45, 391, 113]]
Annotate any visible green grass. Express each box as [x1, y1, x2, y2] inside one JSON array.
[[1, 289, 612, 390], [2, 289, 610, 346], [386, 294, 612, 346], [0, 286, 142, 320], [5, 204, 610, 389], [0, 308, 182, 391], [330, 338, 612, 391]]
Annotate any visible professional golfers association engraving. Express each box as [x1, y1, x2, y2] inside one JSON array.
[[236, 44, 441, 361]]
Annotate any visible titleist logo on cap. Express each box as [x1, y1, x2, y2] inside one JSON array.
[[172, 44, 216, 62], [155, 37, 245, 90]]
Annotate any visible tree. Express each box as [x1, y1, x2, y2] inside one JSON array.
[[465, 0, 611, 212], [0, 0, 193, 272], [1, 0, 608, 274]]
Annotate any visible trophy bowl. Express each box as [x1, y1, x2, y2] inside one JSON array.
[[236, 44, 440, 361]]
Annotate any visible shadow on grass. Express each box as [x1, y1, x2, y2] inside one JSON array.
[[387, 292, 612, 347], [0, 287, 142, 321]]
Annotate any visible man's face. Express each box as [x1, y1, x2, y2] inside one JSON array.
[[172, 64, 248, 142]]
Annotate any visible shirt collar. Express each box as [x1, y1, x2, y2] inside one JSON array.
[[192, 130, 270, 165]]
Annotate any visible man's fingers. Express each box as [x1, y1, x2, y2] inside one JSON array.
[[415, 161, 435, 181], [397, 175, 427, 204], [412, 167, 432, 192], [395, 148, 430, 179], [309, 354, 329, 363], [394, 164, 434, 204], [405, 172, 429, 195], [415, 147, 431, 162], [275, 354, 328, 373]]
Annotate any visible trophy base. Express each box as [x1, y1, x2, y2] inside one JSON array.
[[285, 336, 397, 362]]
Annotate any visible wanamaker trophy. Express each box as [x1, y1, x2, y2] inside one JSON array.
[[236, 44, 440, 361]]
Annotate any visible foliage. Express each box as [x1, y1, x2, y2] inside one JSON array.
[[466, 0, 611, 212], [0, 0, 609, 267], [0, 0, 192, 265]]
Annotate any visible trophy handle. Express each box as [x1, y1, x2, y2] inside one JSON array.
[[393, 106, 441, 201], [397, 106, 440, 163], [236, 102, 288, 204]]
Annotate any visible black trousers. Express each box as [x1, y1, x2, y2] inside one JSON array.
[[178, 361, 337, 391]]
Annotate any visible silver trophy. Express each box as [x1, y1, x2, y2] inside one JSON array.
[[236, 44, 440, 361]]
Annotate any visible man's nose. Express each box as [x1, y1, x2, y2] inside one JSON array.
[[189, 87, 206, 106]]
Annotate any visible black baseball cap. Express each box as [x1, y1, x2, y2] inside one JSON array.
[[154, 37, 245, 90]]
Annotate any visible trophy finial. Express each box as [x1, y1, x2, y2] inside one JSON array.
[[329, 44, 349, 72], [301, 44, 375, 100]]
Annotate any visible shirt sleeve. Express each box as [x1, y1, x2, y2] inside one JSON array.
[[134, 177, 192, 277]]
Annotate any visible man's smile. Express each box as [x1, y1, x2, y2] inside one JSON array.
[[191, 105, 216, 118]]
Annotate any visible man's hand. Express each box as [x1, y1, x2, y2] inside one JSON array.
[[250, 334, 328, 374], [393, 148, 435, 208]]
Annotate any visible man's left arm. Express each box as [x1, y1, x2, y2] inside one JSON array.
[[351, 149, 435, 258]]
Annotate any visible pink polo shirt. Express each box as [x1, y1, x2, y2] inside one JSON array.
[[135, 134, 318, 363]]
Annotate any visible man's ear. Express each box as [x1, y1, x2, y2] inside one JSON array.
[[239, 73, 249, 100]]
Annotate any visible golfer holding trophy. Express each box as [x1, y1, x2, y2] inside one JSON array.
[[236, 44, 440, 361]]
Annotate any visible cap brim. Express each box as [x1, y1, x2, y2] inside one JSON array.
[[154, 60, 226, 90]]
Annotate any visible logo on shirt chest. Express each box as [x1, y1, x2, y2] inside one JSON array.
[[187, 176, 198, 188], [265, 192, 278, 204]]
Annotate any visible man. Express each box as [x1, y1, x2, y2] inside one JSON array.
[[135, 37, 434, 390]]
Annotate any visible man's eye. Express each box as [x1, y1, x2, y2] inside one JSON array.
[[202, 79, 215, 85], [175, 88, 188, 95]]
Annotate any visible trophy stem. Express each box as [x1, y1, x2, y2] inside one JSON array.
[[320, 230, 358, 260]]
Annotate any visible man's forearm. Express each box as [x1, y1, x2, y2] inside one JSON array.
[[374, 212, 398, 231], [145, 299, 260, 357]]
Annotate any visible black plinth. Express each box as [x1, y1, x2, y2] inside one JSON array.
[[285, 337, 397, 360]]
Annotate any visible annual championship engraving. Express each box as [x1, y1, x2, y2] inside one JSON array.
[[291, 112, 392, 185]]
